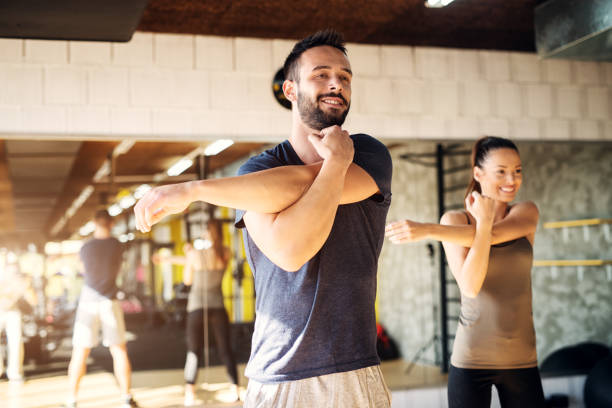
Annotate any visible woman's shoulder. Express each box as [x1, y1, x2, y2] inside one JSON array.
[[441, 209, 470, 225], [511, 200, 538, 211], [508, 200, 539, 219]]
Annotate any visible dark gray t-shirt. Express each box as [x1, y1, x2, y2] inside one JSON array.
[[80, 237, 123, 299], [235, 134, 392, 383]]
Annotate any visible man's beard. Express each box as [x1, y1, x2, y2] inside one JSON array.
[[297, 92, 350, 131]]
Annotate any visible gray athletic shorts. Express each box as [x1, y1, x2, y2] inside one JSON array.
[[244, 365, 391, 408], [72, 287, 126, 348]]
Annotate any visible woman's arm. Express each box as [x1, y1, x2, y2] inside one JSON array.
[[441, 193, 495, 298], [386, 201, 539, 247], [182, 250, 196, 286]]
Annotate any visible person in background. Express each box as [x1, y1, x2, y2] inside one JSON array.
[[386, 136, 545, 408], [63, 210, 139, 408], [0, 263, 36, 383], [154, 219, 239, 405]]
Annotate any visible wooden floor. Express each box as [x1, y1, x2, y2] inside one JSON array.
[[1, 360, 447, 408]]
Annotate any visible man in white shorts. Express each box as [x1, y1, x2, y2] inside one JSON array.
[[63, 210, 138, 408]]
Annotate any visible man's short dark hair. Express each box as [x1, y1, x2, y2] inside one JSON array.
[[283, 29, 347, 82], [94, 209, 113, 225]]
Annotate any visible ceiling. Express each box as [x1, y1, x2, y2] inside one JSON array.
[[0, 0, 555, 248], [0, 139, 264, 248], [137, 0, 542, 52]]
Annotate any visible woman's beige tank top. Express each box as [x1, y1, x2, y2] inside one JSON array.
[[451, 214, 538, 369]]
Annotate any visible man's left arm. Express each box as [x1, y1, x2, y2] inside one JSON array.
[[135, 147, 389, 232]]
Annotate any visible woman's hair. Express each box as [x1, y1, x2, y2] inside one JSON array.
[[207, 218, 225, 262], [465, 136, 519, 201]]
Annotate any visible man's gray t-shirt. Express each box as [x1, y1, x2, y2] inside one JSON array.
[[235, 134, 392, 383], [80, 237, 123, 300]]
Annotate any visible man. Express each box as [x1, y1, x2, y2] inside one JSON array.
[[135, 30, 392, 407], [63, 210, 138, 408]]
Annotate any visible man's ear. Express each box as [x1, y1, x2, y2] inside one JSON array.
[[283, 79, 297, 103]]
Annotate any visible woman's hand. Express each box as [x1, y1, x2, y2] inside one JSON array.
[[385, 219, 429, 244], [465, 191, 495, 227]]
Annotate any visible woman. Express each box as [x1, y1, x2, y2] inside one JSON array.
[[386, 136, 545, 408], [161, 219, 239, 405]]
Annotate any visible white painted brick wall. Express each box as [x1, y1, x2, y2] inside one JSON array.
[[511, 118, 540, 139], [415, 48, 450, 79], [154, 34, 194, 69], [235, 38, 273, 74], [209, 71, 248, 110], [481, 50, 511, 81], [360, 78, 395, 115], [0, 106, 22, 132], [110, 107, 151, 135], [247, 73, 280, 112], [585, 87, 609, 120], [112, 32, 154, 67], [510, 53, 541, 83], [382, 116, 416, 138], [462, 81, 491, 117], [193, 110, 235, 137], [70, 41, 111, 65], [129, 68, 173, 107], [25, 40, 68, 64], [574, 61, 601, 85], [495, 82, 522, 118], [543, 119, 571, 140], [604, 121, 612, 139], [452, 49, 481, 81], [152, 109, 193, 136], [88, 67, 129, 106], [271, 39, 294, 70], [348, 44, 381, 77], [430, 81, 458, 118], [543, 59, 572, 84], [0, 65, 43, 105], [417, 116, 446, 138], [525, 84, 553, 118], [481, 118, 510, 137], [0, 32, 611, 142], [44, 67, 87, 105], [606, 64, 612, 85], [67, 106, 110, 134], [22, 106, 67, 133], [195, 36, 234, 71], [573, 119, 601, 140], [393, 79, 426, 115], [448, 117, 479, 138], [0, 39, 22, 62], [557, 86, 584, 119], [381, 46, 414, 78], [171, 70, 208, 109]]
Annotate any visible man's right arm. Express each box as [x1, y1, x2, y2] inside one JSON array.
[[135, 153, 378, 233]]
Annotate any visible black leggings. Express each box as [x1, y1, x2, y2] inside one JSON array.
[[448, 365, 545, 408], [184, 308, 238, 386]]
